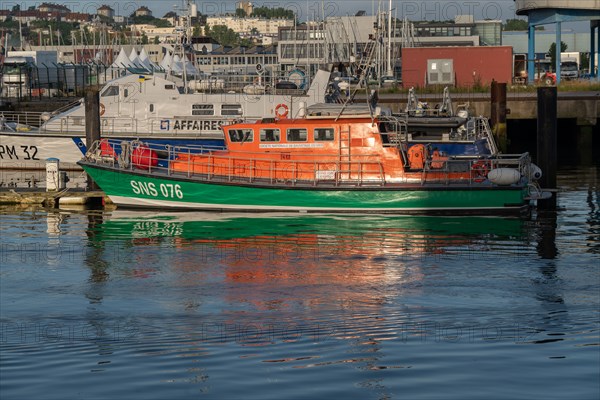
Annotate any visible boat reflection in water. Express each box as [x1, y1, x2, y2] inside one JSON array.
[[89, 212, 528, 317]]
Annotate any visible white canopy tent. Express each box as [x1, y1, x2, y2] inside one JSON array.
[[111, 48, 133, 69], [138, 48, 159, 71]]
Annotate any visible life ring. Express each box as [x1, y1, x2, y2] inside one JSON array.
[[471, 160, 490, 182], [274, 103, 289, 119], [99, 103, 106, 116]]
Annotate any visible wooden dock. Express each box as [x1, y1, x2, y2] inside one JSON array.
[[0, 188, 112, 208]]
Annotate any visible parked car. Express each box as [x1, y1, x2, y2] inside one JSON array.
[[380, 76, 398, 85]]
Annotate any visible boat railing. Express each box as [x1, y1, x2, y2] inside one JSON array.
[[86, 138, 389, 187], [0, 98, 85, 132], [378, 115, 408, 148], [187, 72, 308, 95], [85, 139, 533, 188], [0, 111, 46, 130], [421, 152, 531, 185], [41, 114, 138, 135]]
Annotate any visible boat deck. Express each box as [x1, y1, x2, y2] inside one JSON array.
[[85, 155, 526, 191]]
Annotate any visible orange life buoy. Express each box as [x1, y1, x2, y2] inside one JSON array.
[[99, 103, 106, 116], [274, 103, 289, 119], [471, 160, 490, 182]]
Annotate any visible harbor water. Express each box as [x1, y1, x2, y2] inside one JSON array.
[[1, 164, 598, 399]]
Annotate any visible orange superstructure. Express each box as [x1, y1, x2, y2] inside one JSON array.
[[170, 115, 468, 184]]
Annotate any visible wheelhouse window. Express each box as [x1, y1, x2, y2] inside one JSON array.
[[314, 128, 334, 141], [101, 85, 118, 97], [192, 104, 214, 116], [260, 128, 280, 142], [228, 128, 254, 143], [286, 128, 307, 142], [221, 104, 242, 116]]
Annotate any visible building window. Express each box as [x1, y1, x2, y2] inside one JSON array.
[[192, 104, 214, 116], [260, 128, 280, 142]]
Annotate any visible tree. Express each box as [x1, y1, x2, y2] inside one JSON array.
[[205, 24, 240, 46], [153, 36, 160, 45], [503, 19, 527, 31], [503, 19, 544, 31], [141, 33, 148, 45], [235, 8, 247, 18], [580, 53, 590, 71], [129, 15, 172, 27], [251, 6, 294, 20], [154, 19, 172, 28], [29, 20, 79, 45], [548, 41, 568, 66], [239, 38, 253, 48]]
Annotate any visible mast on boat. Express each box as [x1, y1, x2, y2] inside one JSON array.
[[386, 0, 393, 77]]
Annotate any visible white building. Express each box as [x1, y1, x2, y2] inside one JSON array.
[[206, 16, 294, 37], [97, 5, 115, 19], [130, 24, 182, 44]]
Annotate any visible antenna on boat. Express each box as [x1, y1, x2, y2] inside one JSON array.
[[172, 0, 196, 93], [335, 15, 380, 123]]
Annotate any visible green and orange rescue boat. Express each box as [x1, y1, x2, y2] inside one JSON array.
[[78, 111, 548, 214]]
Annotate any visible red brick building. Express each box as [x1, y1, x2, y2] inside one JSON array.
[[401, 46, 513, 88]]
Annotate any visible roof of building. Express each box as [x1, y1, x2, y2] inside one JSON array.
[[38, 3, 71, 12]]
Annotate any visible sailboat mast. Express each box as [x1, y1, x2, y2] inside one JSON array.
[[386, 0, 393, 76]]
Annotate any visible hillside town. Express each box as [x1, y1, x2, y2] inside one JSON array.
[[0, 0, 598, 100]]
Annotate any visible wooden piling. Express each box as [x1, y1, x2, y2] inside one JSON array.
[[490, 80, 508, 153], [85, 89, 101, 190], [536, 86, 557, 209]]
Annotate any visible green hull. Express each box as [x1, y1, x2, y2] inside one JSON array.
[[80, 163, 528, 214]]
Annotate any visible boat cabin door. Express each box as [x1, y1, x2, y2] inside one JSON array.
[[118, 83, 139, 120]]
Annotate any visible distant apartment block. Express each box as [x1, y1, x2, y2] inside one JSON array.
[[206, 16, 294, 37], [38, 3, 70, 14], [130, 24, 182, 43]]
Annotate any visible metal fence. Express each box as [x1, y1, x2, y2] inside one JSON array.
[[0, 63, 129, 100]]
